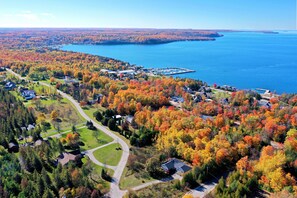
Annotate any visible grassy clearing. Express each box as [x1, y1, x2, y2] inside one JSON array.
[[78, 127, 113, 150], [120, 166, 155, 190], [82, 105, 131, 147], [93, 143, 123, 166], [58, 127, 113, 151], [120, 146, 159, 189], [132, 180, 187, 198], [11, 81, 85, 133], [41, 124, 86, 138], [81, 158, 114, 193], [62, 97, 86, 122], [35, 97, 85, 130], [213, 91, 230, 100], [82, 104, 106, 119]]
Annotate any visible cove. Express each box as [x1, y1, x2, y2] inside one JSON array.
[[62, 32, 297, 94]]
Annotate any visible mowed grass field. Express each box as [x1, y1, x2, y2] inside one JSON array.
[[59, 127, 113, 150], [78, 127, 113, 150], [93, 143, 123, 166]]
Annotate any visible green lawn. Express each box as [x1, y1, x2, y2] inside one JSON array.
[[57, 127, 113, 151], [213, 91, 230, 100], [41, 124, 85, 138], [93, 143, 123, 166], [37, 97, 85, 132], [41, 78, 64, 85], [78, 127, 113, 150], [63, 97, 86, 123], [10, 91, 32, 107], [11, 81, 86, 132], [120, 166, 155, 190], [82, 106, 131, 147], [83, 104, 106, 119], [83, 106, 98, 119]]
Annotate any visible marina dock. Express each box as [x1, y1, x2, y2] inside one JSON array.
[[149, 67, 195, 76]]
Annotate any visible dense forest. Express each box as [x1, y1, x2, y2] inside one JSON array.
[[0, 88, 35, 143], [0, 29, 296, 197], [0, 141, 101, 198], [0, 88, 109, 197], [0, 28, 221, 49]]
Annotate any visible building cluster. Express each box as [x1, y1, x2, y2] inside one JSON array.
[[3, 80, 37, 100], [100, 69, 137, 80]]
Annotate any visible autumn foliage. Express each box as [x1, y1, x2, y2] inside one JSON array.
[[0, 28, 296, 195]]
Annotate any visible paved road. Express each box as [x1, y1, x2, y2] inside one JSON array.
[[9, 69, 194, 196], [7, 69, 130, 198], [47, 127, 117, 170], [130, 173, 181, 191], [83, 140, 117, 171], [46, 123, 117, 171], [131, 180, 162, 191]]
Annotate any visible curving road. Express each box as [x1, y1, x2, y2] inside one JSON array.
[[7, 69, 130, 198], [83, 140, 118, 171], [8, 69, 235, 197]]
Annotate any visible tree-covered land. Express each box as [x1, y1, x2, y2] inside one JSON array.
[[0, 89, 110, 197], [0, 29, 296, 197], [0, 88, 35, 144]]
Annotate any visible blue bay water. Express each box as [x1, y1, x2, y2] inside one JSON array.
[[62, 32, 297, 94]]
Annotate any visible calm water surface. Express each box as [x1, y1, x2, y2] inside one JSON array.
[[62, 32, 297, 93]]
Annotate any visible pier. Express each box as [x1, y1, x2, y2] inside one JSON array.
[[149, 67, 195, 76]]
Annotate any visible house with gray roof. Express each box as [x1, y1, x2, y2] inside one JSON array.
[[258, 99, 271, 108], [21, 90, 36, 100], [161, 158, 192, 174], [4, 81, 16, 90]]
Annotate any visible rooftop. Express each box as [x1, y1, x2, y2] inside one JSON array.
[[58, 152, 81, 166], [161, 158, 191, 174]]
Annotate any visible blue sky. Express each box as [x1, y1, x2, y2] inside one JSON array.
[[0, 0, 296, 30]]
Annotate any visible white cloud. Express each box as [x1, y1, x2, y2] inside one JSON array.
[[16, 11, 39, 21], [0, 10, 56, 27], [2, 11, 55, 22], [40, 12, 55, 18]]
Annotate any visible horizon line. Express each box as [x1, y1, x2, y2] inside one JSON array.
[[0, 27, 295, 31]]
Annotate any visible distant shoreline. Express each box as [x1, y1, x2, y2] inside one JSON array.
[[61, 31, 297, 94]]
